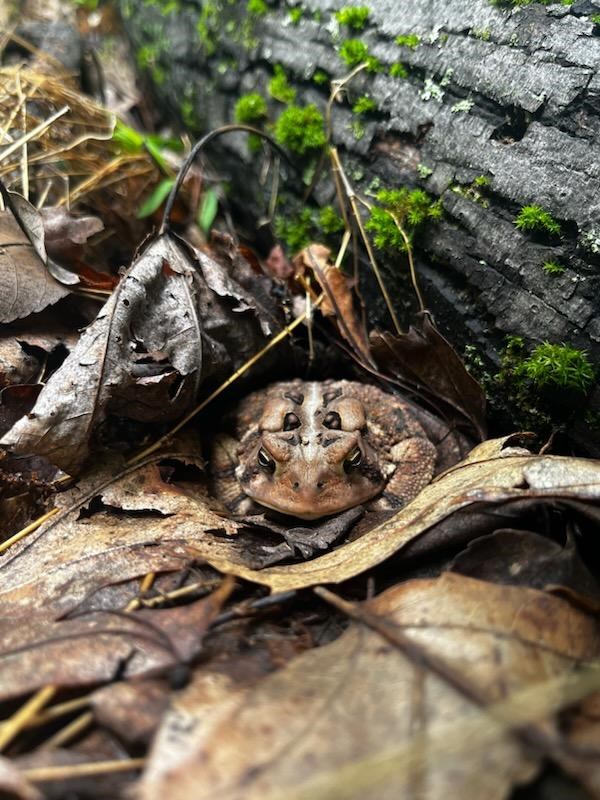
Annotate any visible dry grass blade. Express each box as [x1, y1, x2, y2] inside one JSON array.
[[23, 758, 146, 782]]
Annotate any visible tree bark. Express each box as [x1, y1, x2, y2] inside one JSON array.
[[119, 0, 600, 446]]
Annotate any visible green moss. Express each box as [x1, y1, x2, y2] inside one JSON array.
[[350, 119, 365, 140], [274, 104, 326, 155], [514, 204, 561, 236], [247, 0, 267, 15], [268, 65, 296, 103], [180, 98, 198, 128], [352, 95, 377, 114], [473, 174, 490, 187], [515, 343, 594, 393], [313, 69, 329, 85], [365, 187, 441, 250], [234, 92, 267, 124], [389, 62, 408, 78], [542, 260, 565, 275], [288, 7, 302, 24], [395, 33, 420, 49], [335, 6, 370, 30], [592, 13, 600, 24], [471, 28, 490, 40], [318, 205, 345, 234], [196, 1, 220, 55], [339, 39, 381, 71], [274, 208, 313, 250], [417, 163, 433, 179]]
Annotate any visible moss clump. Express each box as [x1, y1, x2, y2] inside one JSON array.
[[514, 342, 594, 393], [288, 7, 302, 24], [542, 260, 565, 275], [365, 187, 442, 249], [275, 208, 313, 250], [268, 65, 296, 104], [335, 6, 370, 30], [471, 28, 491, 40], [274, 104, 327, 155], [339, 39, 381, 71], [352, 95, 377, 114], [313, 69, 329, 85], [514, 205, 561, 236], [395, 33, 420, 49], [389, 62, 408, 78], [318, 205, 345, 234], [234, 93, 267, 123], [247, 0, 267, 15], [473, 174, 490, 187], [592, 13, 600, 24]]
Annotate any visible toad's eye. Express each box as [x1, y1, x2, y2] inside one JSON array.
[[257, 447, 276, 473], [283, 412, 301, 431], [323, 411, 342, 430], [343, 447, 362, 472]]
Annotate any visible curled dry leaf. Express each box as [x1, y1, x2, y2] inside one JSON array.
[[138, 572, 600, 800], [1, 231, 280, 474], [212, 436, 600, 592], [294, 244, 372, 366], [0, 192, 72, 323], [370, 312, 487, 441]]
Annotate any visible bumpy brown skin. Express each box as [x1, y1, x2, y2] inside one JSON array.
[[210, 380, 438, 520]]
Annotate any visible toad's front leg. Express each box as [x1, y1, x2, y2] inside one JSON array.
[[368, 436, 437, 512]]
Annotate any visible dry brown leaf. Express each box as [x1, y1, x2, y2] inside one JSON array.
[[1, 230, 283, 473], [211, 437, 600, 592], [294, 244, 372, 365], [371, 313, 487, 440], [0, 199, 71, 323], [138, 573, 600, 800]]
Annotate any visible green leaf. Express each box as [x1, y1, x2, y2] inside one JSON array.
[[198, 188, 219, 233], [137, 178, 175, 219]]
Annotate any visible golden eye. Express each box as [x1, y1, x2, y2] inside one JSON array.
[[344, 447, 362, 473], [257, 447, 275, 473]]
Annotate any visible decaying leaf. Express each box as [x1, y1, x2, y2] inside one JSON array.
[[294, 244, 372, 365], [138, 572, 600, 800], [371, 313, 487, 440], [0, 192, 72, 323], [0, 757, 42, 800], [0, 231, 281, 474]]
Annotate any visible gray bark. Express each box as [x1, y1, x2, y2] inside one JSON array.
[[118, 0, 600, 443]]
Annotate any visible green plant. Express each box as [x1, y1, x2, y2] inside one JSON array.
[[268, 65, 296, 103], [247, 0, 267, 15], [339, 39, 381, 71], [592, 13, 600, 24], [288, 7, 302, 24], [274, 104, 327, 154], [234, 92, 267, 123], [473, 175, 490, 187], [365, 187, 442, 249], [395, 33, 420, 49], [514, 205, 561, 236], [514, 342, 594, 393], [274, 208, 313, 250], [542, 260, 565, 275], [318, 205, 345, 234], [352, 95, 377, 114], [417, 164, 433, 179], [313, 69, 329, 85], [335, 6, 370, 29], [389, 62, 408, 78]]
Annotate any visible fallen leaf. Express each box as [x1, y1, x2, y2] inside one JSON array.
[[371, 312, 487, 440], [0, 195, 72, 323], [1, 231, 284, 473], [91, 680, 171, 746], [138, 573, 600, 800], [0, 757, 42, 800], [295, 244, 373, 366]]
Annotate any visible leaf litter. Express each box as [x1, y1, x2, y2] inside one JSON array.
[[0, 19, 599, 800]]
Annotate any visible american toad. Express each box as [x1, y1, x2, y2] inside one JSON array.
[[210, 379, 438, 520]]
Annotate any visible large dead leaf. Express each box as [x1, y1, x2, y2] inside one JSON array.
[[214, 437, 600, 591], [138, 573, 600, 800], [0, 231, 280, 474], [371, 313, 487, 440]]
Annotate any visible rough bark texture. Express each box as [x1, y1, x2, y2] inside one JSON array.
[[118, 0, 600, 444]]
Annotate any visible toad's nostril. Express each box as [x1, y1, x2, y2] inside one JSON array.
[[317, 481, 325, 489], [293, 481, 300, 490]]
